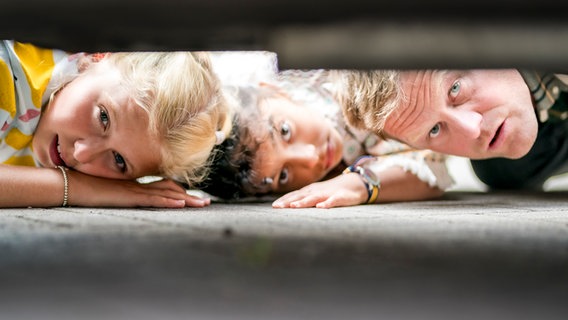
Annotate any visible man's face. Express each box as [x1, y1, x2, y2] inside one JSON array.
[[33, 61, 162, 180], [383, 69, 538, 159]]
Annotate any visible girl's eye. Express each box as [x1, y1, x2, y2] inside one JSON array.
[[99, 107, 109, 129], [279, 168, 289, 185], [114, 152, 126, 172], [429, 123, 441, 138], [449, 80, 461, 98], [280, 121, 291, 142]]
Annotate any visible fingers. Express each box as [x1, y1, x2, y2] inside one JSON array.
[[273, 189, 361, 209], [127, 192, 210, 208], [115, 181, 208, 208], [140, 179, 211, 208], [272, 192, 301, 208], [272, 186, 314, 207], [315, 195, 350, 209], [273, 192, 326, 208], [150, 190, 211, 208], [185, 196, 211, 207]]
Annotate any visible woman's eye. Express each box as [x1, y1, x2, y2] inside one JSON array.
[[429, 123, 441, 138], [449, 80, 461, 98], [99, 107, 109, 129], [114, 152, 126, 172], [280, 122, 291, 142], [279, 168, 289, 185]]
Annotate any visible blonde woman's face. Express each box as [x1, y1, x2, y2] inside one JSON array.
[[33, 61, 162, 179], [252, 96, 344, 194]]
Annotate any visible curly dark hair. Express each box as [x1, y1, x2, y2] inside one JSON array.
[[194, 86, 273, 200]]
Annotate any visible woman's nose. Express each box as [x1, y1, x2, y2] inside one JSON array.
[[287, 143, 319, 168], [451, 109, 482, 139], [73, 138, 105, 164]]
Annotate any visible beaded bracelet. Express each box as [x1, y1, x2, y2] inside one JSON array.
[[56, 166, 69, 207]]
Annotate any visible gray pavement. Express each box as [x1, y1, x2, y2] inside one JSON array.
[[1, 189, 568, 320]]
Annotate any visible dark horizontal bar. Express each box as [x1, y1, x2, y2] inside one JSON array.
[[2, 1, 568, 69]]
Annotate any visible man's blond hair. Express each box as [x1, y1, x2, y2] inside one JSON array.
[[332, 70, 401, 136]]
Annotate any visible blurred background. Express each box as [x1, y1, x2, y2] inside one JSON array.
[[2, 0, 568, 70]]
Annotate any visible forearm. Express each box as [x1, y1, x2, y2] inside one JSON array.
[[375, 167, 444, 203], [0, 164, 209, 208], [358, 149, 453, 203], [0, 165, 66, 208]]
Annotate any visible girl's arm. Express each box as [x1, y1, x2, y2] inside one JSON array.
[[0, 165, 209, 208], [272, 165, 444, 209], [272, 150, 452, 209]]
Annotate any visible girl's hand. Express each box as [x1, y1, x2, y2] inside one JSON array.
[[272, 173, 367, 209], [69, 171, 210, 208]]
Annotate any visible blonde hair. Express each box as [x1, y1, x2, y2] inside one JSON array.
[[331, 69, 401, 136], [101, 52, 233, 186]]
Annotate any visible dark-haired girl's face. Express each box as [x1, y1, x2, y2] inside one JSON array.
[[251, 96, 343, 194]]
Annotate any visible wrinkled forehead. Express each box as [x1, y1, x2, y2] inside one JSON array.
[[384, 70, 446, 143], [399, 69, 447, 96]]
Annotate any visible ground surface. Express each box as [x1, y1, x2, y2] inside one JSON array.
[[1, 179, 567, 319]]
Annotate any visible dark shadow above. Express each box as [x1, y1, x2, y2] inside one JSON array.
[[2, 0, 568, 69]]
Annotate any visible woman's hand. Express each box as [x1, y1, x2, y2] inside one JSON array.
[[272, 173, 368, 209], [68, 171, 210, 208]]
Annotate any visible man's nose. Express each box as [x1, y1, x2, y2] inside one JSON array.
[[451, 109, 482, 139], [287, 143, 319, 168], [73, 138, 105, 164]]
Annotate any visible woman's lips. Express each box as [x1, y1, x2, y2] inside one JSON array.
[[49, 135, 66, 167]]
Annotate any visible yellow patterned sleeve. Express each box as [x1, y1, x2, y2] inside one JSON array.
[[13, 42, 56, 109], [0, 58, 16, 118]]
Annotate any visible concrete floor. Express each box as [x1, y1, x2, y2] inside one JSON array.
[[1, 157, 568, 320]]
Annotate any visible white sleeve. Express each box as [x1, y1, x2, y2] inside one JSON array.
[[365, 147, 455, 190]]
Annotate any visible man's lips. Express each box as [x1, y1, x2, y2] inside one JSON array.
[[489, 122, 504, 149], [49, 135, 66, 167]]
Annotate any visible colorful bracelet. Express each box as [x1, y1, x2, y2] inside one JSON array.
[[342, 164, 381, 204]]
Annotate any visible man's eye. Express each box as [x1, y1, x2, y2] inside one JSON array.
[[99, 107, 109, 129], [280, 122, 291, 141], [450, 80, 461, 98], [114, 152, 126, 172], [430, 123, 441, 138], [279, 168, 289, 185]]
